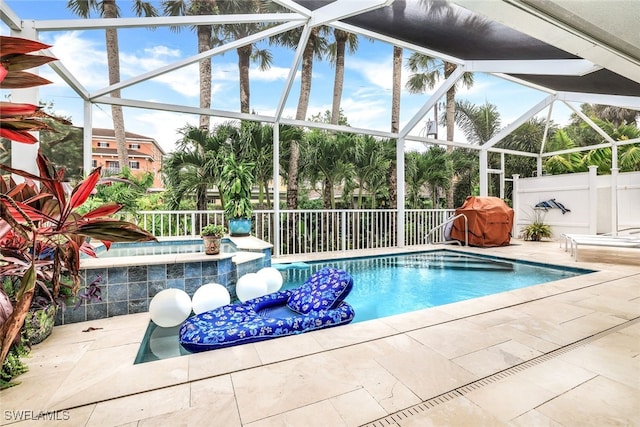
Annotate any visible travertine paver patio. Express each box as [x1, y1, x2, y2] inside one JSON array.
[[0, 240, 638, 426]]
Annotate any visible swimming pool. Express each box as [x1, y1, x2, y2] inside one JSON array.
[[134, 250, 593, 363]]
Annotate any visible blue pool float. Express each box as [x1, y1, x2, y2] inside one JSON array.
[[179, 267, 355, 352]]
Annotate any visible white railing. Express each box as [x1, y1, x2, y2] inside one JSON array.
[[129, 208, 456, 256]]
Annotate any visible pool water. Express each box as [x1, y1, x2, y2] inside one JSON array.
[[134, 250, 593, 363], [277, 251, 588, 323], [92, 239, 237, 258]]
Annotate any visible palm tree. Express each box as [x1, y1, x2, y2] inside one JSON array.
[[163, 123, 233, 211], [328, 29, 358, 125], [304, 129, 355, 209], [214, 0, 272, 114], [353, 135, 391, 208], [423, 145, 452, 208], [543, 129, 583, 175], [271, 26, 330, 208], [388, 45, 402, 209], [161, 0, 218, 130], [405, 151, 429, 208], [454, 100, 501, 196], [405, 53, 474, 207], [67, 0, 158, 170], [239, 121, 273, 207], [581, 104, 640, 127]]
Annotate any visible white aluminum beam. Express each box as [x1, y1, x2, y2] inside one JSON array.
[[90, 20, 303, 99], [399, 66, 465, 138], [94, 96, 276, 124], [0, 0, 21, 30], [272, 0, 312, 17], [333, 21, 464, 65], [492, 72, 557, 95], [44, 48, 90, 101], [33, 14, 305, 31], [309, 0, 393, 27], [405, 136, 483, 151], [557, 91, 640, 109], [481, 94, 556, 151], [466, 59, 600, 76], [562, 101, 615, 143], [280, 117, 396, 139], [490, 147, 539, 158], [275, 23, 312, 121], [540, 142, 612, 158]]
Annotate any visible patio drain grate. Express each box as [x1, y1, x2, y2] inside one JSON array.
[[361, 316, 639, 427]]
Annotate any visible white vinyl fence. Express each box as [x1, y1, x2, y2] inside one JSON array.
[[513, 167, 640, 238], [129, 208, 455, 256]]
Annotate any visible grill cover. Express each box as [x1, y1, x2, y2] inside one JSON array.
[[450, 196, 514, 247]]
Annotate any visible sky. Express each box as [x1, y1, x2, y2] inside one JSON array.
[[1, 0, 573, 154]]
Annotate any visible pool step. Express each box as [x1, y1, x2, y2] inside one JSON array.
[[395, 254, 514, 271]]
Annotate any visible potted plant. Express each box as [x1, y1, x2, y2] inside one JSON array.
[[222, 155, 254, 236], [200, 224, 226, 255], [521, 208, 552, 241]]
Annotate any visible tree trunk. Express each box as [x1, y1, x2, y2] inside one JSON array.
[[445, 61, 457, 209], [331, 30, 347, 125], [388, 45, 402, 210], [104, 1, 128, 171], [238, 45, 252, 114], [197, 25, 212, 130], [288, 30, 316, 209]]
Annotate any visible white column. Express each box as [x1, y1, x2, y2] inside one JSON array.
[[83, 100, 93, 175], [588, 165, 598, 234], [479, 150, 488, 196], [536, 155, 543, 176], [272, 124, 281, 256], [396, 137, 405, 247], [499, 152, 505, 199], [611, 167, 618, 236], [512, 174, 520, 238], [10, 22, 39, 178]]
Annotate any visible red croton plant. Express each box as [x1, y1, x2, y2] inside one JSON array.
[[0, 35, 157, 367]]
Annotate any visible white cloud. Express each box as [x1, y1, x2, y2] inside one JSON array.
[[251, 65, 292, 82], [133, 110, 197, 154], [44, 31, 108, 89]]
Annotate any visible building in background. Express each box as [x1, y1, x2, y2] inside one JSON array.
[[91, 128, 165, 190]]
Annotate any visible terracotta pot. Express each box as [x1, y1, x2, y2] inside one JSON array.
[[202, 236, 222, 255]]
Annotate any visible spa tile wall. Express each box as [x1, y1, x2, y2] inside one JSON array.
[[58, 248, 271, 325]]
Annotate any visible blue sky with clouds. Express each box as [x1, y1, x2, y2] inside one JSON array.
[[2, 1, 572, 153]]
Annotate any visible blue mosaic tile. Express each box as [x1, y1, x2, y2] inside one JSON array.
[[87, 303, 107, 320], [167, 263, 184, 279], [108, 301, 128, 317], [202, 261, 218, 276], [185, 277, 203, 296], [107, 267, 128, 284], [107, 284, 128, 302], [129, 282, 148, 300], [167, 278, 185, 290], [148, 264, 166, 281], [128, 265, 147, 282], [129, 299, 148, 314], [148, 280, 167, 297], [64, 306, 87, 324], [185, 262, 202, 278], [85, 269, 107, 285]]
